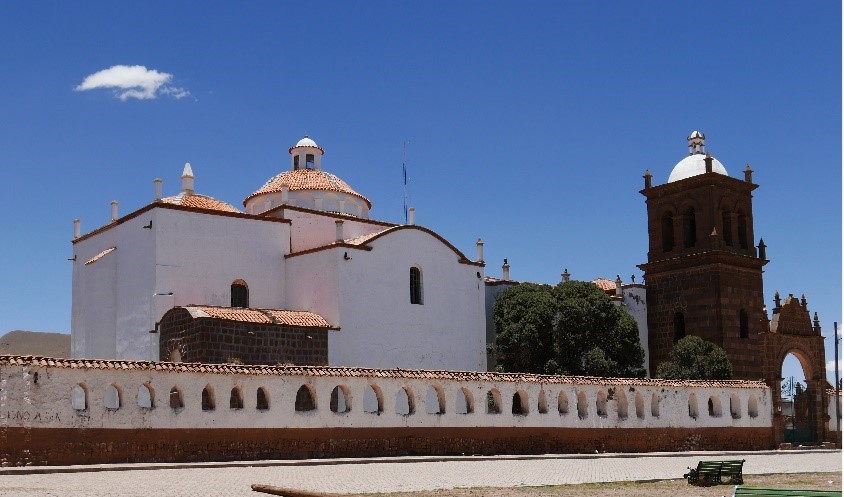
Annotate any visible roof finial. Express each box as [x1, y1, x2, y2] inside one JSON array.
[[181, 162, 194, 193], [687, 130, 705, 155]]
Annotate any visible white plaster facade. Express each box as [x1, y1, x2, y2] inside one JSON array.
[[0, 357, 773, 431], [71, 136, 486, 371]]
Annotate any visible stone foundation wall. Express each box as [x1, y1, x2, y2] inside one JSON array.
[[0, 426, 775, 466]]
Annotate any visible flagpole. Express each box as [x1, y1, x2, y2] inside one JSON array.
[[402, 141, 409, 224]]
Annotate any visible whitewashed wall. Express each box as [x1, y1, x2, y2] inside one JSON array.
[[331, 228, 486, 371], [71, 206, 290, 362], [280, 208, 388, 253], [0, 360, 773, 431]]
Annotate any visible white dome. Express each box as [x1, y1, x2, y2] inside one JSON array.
[[296, 136, 318, 148], [668, 154, 728, 183]]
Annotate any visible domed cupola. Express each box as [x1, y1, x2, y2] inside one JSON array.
[[160, 163, 241, 213], [667, 131, 729, 183], [244, 135, 372, 218]]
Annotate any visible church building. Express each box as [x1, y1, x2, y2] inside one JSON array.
[[71, 136, 487, 372]]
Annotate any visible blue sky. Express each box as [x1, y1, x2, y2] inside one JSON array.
[[0, 2, 840, 384]]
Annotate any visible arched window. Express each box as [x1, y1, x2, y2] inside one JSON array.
[[737, 211, 748, 249], [576, 391, 588, 419], [295, 385, 316, 412], [230, 387, 243, 410], [202, 385, 215, 411], [739, 309, 749, 339], [688, 393, 699, 419], [748, 395, 759, 418], [305, 154, 315, 169], [104, 384, 121, 411], [138, 383, 154, 409], [537, 390, 548, 414], [661, 212, 674, 252], [395, 387, 414, 415], [651, 392, 660, 417], [293, 155, 300, 170], [512, 390, 528, 415], [409, 267, 423, 305], [674, 312, 686, 342], [456, 387, 473, 414], [364, 385, 383, 414], [330, 385, 351, 413], [169, 386, 183, 409], [256, 387, 270, 411], [683, 207, 697, 248], [708, 396, 722, 417], [615, 389, 628, 420], [71, 384, 88, 411], [231, 280, 249, 308], [722, 211, 733, 246], [730, 394, 741, 419], [486, 389, 501, 414], [596, 391, 608, 417], [425, 385, 445, 414], [635, 391, 644, 419], [558, 391, 569, 415]]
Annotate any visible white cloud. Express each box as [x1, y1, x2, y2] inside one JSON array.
[[828, 360, 839, 373], [75, 65, 190, 101]]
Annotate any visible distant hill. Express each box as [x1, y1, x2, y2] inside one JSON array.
[[0, 330, 71, 358]]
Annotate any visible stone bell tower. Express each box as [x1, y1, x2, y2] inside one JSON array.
[[638, 131, 769, 380]]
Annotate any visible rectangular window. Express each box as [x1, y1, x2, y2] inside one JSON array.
[[410, 267, 423, 305]]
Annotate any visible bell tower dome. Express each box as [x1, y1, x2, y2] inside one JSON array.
[[289, 135, 325, 171]]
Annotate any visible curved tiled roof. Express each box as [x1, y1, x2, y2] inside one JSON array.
[[244, 169, 371, 208], [179, 305, 332, 328], [0, 355, 769, 388], [592, 278, 617, 292], [161, 192, 240, 213]]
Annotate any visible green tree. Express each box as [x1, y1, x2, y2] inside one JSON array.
[[491, 280, 646, 378], [655, 335, 733, 380]]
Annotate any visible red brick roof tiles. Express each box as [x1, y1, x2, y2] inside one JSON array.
[[592, 278, 617, 292], [187, 305, 332, 328], [0, 354, 769, 389], [244, 170, 371, 208], [84, 247, 116, 265], [161, 192, 241, 213]]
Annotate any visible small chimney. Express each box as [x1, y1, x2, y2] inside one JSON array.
[[408, 207, 415, 225], [561, 268, 570, 282], [643, 169, 652, 189], [154, 178, 162, 201], [744, 164, 753, 183], [181, 163, 194, 193], [615, 275, 623, 297], [704, 153, 713, 173], [110, 200, 119, 222], [335, 220, 344, 242], [281, 185, 289, 203], [502, 258, 510, 281], [476, 238, 484, 263], [73, 219, 81, 239]]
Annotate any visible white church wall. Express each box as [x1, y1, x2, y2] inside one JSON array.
[[331, 228, 487, 371], [71, 230, 120, 359], [284, 248, 341, 327], [283, 207, 390, 253], [618, 284, 649, 376]]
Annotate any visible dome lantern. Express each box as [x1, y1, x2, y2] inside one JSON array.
[[687, 130, 705, 155], [288, 134, 325, 171]]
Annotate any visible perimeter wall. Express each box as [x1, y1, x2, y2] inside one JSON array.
[[0, 356, 774, 466]]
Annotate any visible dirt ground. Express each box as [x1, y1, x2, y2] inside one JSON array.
[[337, 472, 842, 497]]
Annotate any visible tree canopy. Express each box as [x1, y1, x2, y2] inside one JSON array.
[[654, 335, 733, 380], [491, 280, 646, 378]]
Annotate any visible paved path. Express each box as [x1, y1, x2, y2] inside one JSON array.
[[0, 451, 839, 496]]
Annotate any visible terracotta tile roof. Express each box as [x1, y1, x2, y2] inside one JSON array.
[[185, 305, 332, 328], [592, 278, 617, 292], [161, 192, 240, 213], [344, 229, 391, 246], [84, 247, 116, 266], [0, 354, 769, 389], [244, 170, 371, 208]]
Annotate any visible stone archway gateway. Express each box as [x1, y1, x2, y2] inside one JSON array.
[[762, 295, 830, 445]]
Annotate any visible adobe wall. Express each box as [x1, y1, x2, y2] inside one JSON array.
[[0, 356, 775, 466]]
